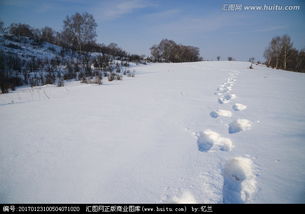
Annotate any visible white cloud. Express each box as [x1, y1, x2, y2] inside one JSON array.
[[93, 0, 155, 21], [145, 9, 180, 19]]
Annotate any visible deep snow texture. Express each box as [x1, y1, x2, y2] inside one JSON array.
[[1, 61, 305, 203]]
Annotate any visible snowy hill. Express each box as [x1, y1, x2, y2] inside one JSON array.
[[0, 33, 141, 93], [0, 61, 305, 203], [0, 33, 62, 60]]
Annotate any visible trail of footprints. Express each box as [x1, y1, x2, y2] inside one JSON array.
[[196, 71, 257, 203], [165, 71, 257, 204]]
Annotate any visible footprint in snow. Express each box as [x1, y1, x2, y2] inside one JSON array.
[[196, 129, 234, 152], [232, 103, 247, 111], [226, 86, 232, 90], [214, 92, 223, 96], [227, 78, 236, 83], [228, 119, 252, 134], [222, 157, 256, 203], [218, 94, 236, 104], [172, 191, 197, 204], [217, 87, 229, 93], [210, 109, 232, 118], [224, 82, 233, 87]]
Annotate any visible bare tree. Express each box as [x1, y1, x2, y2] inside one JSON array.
[[263, 48, 272, 67], [264, 35, 295, 70], [228, 57, 233, 61], [150, 44, 161, 62], [296, 49, 305, 73], [280, 35, 293, 70], [150, 39, 201, 62], [0, 20, 5, 33], [9, 23, 34, 39], [62, 12, 97, 53], [270, 36, 281, 68], [41, 26, 56, 44]]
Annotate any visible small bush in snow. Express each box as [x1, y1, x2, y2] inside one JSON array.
[[30, 77, 39, 87], [45, 73, 55, 84], [0, 79, 10, 93], [117, 75, 123, 80], [94, 75, 102, 85], [81, 76, 89, 84], [57, 78, 64, 87], [108, 73, 115, 81], [116, 66, 121, 73], [131, 70, 135, 77], [127, 71, 131, 77]]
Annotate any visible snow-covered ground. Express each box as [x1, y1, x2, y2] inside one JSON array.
[[0, 61, 305, 203]]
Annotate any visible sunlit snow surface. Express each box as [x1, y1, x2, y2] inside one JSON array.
[[1, 61, 305, 203]]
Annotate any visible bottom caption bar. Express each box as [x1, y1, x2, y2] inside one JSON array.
[[1, 204, 302, 213]]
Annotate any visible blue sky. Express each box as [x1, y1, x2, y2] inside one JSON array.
[[0, 0, 304, 61]]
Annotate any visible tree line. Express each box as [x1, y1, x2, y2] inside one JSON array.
[[150, 39, 202, 63], [264, 35, 305, 73]]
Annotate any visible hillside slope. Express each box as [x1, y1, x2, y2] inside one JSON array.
[[0, 61, 304, 203]]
